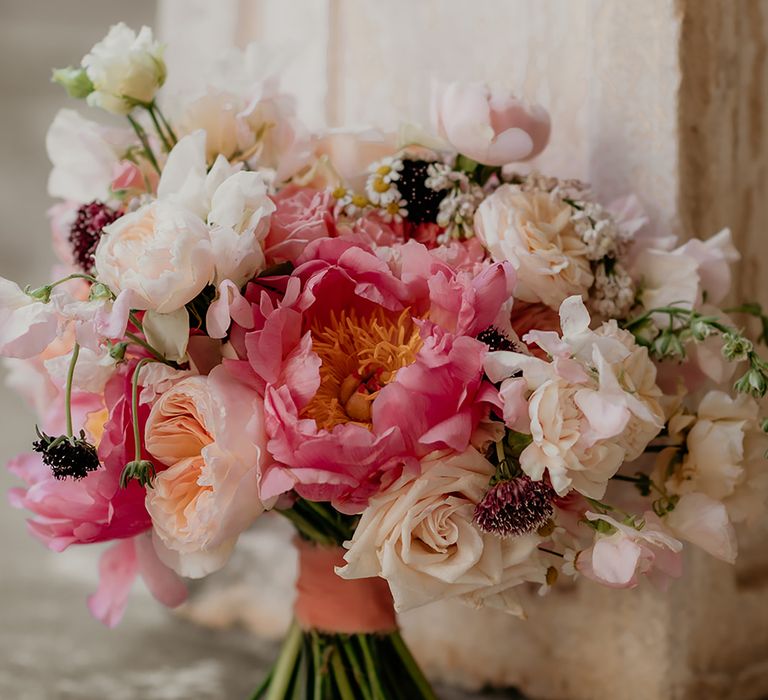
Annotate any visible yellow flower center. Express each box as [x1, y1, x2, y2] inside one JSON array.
[[302, 308, 423, 430], [372, 177, 391, 194]]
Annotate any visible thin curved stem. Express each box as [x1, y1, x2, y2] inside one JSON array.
[[64, 343, 81, 437]]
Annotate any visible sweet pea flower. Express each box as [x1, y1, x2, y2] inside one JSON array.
[[46, 109, 134, 202], [576, 512, 683, 589], [81, 23, 166, 115], [432, 82, 550, 166], [0, 277, 61, 359]]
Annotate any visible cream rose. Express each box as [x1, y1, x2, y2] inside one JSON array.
[[144, 366, 268, 578], [475, 185, 593, 309], [94, 201, 214, 313], [82, 23, 166, 115], [337, 448, 545, 615]]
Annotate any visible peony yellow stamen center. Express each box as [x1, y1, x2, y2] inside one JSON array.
[[302, 308, 423, 431]]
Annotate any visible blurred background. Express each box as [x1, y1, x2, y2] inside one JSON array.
[[2, 1, 768, 699]]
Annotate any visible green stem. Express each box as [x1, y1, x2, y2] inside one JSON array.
[[265, 622, 303, 700], [339, 637, 372, 700], [146, 104, 172, 152], [152, 101, 178, 144], [249, 668, 274, 700], [277, 508, 337, 547], [124, 331, 171, 365], [126, 114, 161, 175], [64, 343, 80, 438], [357, 635, 386, 700], [329, 647, 355, 700], [131, 358, 154, 463], [390, 631, 438, 700]]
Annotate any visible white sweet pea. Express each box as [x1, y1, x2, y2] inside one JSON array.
[[0, 278, 61, 359], [143, 308, 190, 362], [46, 109, 133, 201], [44, 346, 116, 394], [665, 492, 737, 564], [205, 280, 254, 339], [82, 23, 166, 115], [94, 201, 214, 313]]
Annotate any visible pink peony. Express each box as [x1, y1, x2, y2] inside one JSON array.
[[264, 186, 337, 265], [432, 82, 550, 166], [241, 239, 513, 512]]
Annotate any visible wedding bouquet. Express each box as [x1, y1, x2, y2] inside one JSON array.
[[4, 23, 768, 699]]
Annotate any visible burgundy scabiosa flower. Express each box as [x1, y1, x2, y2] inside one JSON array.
[[69, 200, 121, 274], [474, 474, 555, 537]]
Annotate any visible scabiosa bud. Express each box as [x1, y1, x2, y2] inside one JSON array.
[[32, 429, 100, 480], [474, 475, 555, 537], [476, 326, 519, 352], [69, 200, 121, 274], [397, 159, 444, 224]]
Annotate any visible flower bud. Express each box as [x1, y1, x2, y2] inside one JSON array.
[[51, 67, 94, 99]]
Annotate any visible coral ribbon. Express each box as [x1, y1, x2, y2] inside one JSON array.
[[294, 538, 397, 634]]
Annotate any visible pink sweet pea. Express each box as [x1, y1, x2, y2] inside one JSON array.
[[432, 81, 551, 166], [576, 512, 683, 589]]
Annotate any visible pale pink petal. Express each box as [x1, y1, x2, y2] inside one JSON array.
[[87, 539, 140, 628]]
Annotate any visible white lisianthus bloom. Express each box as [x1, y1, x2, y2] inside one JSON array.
[[82, 23, 166, 115], [338, 448, 546, 615], [475, 185, 593, 310], [94, 201, 214, 314]]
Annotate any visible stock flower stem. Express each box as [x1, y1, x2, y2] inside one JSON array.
[[64, 343, 81, 437], [152, 101, 178, 144]]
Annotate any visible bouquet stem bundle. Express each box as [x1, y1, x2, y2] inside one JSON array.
[[252, 501, 438, 700]]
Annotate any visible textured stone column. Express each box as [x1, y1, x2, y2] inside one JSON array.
[[158, 1, 768, 698]]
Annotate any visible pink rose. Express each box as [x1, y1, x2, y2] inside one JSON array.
[[432, 82, 550, 166], [264, 186, 337, 265]]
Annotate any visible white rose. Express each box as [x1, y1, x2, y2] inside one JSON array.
[[475, 184, 593, 310], [82, 23, 166, 115], [338, 448, 545, 615], [94, 201, 214, 313], [144, 366, 268, 577]]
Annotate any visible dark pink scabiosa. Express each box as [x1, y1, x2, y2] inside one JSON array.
[[474, 474, 555, 538], [69, 200, 121, 274]]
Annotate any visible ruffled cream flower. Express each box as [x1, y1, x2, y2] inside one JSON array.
[[661, 391, 768, 524], [337, 447, 545, 615], [475, 185, 593, 309]]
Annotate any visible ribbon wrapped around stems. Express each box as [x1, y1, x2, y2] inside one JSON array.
[[293, 538, 398, 634]]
